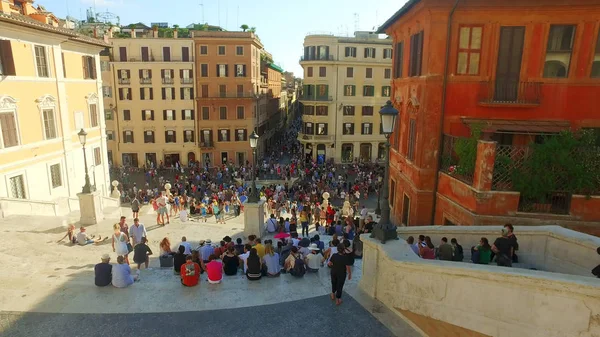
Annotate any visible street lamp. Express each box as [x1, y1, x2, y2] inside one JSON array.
[[372, 101, 399, 244], [249, 131, 260, 202], [78, 128, 95, 194]]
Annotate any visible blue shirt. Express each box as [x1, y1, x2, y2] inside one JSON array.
[[112, 264, 133, 288]]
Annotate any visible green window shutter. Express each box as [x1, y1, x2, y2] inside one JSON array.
[[352, 85, 356, 96], [324, 85, 328, 98]]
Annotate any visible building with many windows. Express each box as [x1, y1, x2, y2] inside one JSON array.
[[298, 32, 392, 163], [378, 0, 600, 234], [0, 2, 111, 204], [105, 27, 196, 167]]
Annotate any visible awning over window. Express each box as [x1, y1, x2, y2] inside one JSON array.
[[461, 118, 570, 134]]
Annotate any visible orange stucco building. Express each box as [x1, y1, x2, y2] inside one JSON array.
[[378, 0, 600, 234]]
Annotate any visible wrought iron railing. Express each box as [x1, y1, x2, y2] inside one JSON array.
[[439, 134, 474, 186], [478, 81, 542, 105], [139, 78, 152, 84], [299, 55, 335, 62], [162, 78, 174, 84], [299, 95, 333, 101]]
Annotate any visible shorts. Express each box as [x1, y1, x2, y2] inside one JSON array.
[[158, 206, 168, 215]]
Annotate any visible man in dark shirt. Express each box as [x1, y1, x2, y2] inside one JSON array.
[[504, 224, 519, 262], [133, 237, 153, 270], [492, 228, 514, 267], [173, 245, 187, 275], [94, 254, 112, 287], [363, 215, 375, 233]]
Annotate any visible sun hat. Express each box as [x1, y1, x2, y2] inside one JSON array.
[[308, 243, 320, 251], [101, 254, 110, 260], [206, 239, 212, 244]]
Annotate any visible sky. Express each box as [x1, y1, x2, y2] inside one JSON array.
[[37, 0, 407, 76]]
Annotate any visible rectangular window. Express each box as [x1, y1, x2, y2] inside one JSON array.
[[0, 111, 19, 148], [363, 86, 374, 97], [201, 64, 208, 77], [319, 66, 326, 77], [307, 67, 313, 77], [102, 86, 112, 98], [180, 87, 194, 100], [237, 106, 245, 119], [119, 47, 127, 61], [34, 45, 49, 77], [592, 31, 600, 78], [383, 48, 393, 59], [93, 147, 101, 165], [347, 67, 353, 78], [82, 56, 96, 79], [316, 84, 328, 98], [0, 39, 16, 76], [105, 109, 113, 120], [544, 25, 576, 78], [394, 41, 404, 78], [407, 119, 417, 161], [343, 106, 355, 116], [384, 68, 392, 79], [50, 163, 62, 188], [164, 110, 175, 121], [303, 106, 314, 115], [100, 60, 110, 72], [182, 109, 193, 120], [202, 107, 210, 120], [235, 64, 246, 77], [236, 46, 244, 55], [139, 87, 154, 100], [409, 31, 424, 77], [9, 175, 26, 199], [362, 123, 373, 135], [316, 106, 328, 116], [162, 87, 175, 100], [220, 107, 227, 120], [162, 46, 171, 62], [89, 104, 98, 128], [364, 47, 376, 58], [382, 86, 391, 97], [218, 129, 230, 141], [142, 110, 154, 121], [106, 130, 114, 140], [218, 46, 226, 55], [141, 46, 149, 62], [366, 68, 373, 78], [235, 129, 247, 141], [219, 85, 227, 97], [457, 26, 483, 75], [343, 85, 355, 96], [343, 123, 354, 135], [118, 88, 132, 100], [165, 130, 176, 143], [144, 130, 155, 143], [304, 122, 314, 135], [200, 45, 208, 55], [217, 64, 228, 77], [345, 47, 357, 58], [42, 109, 57, 139], [316, 123, 328, 135], [184, 130, 194, 143], [362, 106, 374, 116], [123, 110, 130, 121], [201, 85, 209, 97], [123, 130, 134, 143], [182, 46, 190, 62], [237, 85, 244, 97]]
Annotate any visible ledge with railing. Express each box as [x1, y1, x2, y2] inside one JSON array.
[[299, 55, 335, 62], [161, 78, 174, 84], [199, 140, 214, 148], [181, 78, 194, 84], [118, 78, 130, 85], [439, 135, 474, 186], [299, 95, 333, 102], [478, 80, 542, 106], [139, 78, 152, 84]]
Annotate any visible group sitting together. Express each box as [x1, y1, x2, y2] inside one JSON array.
[[406, 224, 520, 267]]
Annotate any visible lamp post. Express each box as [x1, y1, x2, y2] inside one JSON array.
[[249, 131, 260, 203], [78, 129, 95, 194], [371, 101, 399, 244], [375, 175, 382, 215]]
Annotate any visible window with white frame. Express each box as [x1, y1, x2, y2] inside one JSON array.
[[123, 130, 134, 143], [144, 130, 154, 143], [106, 130, 114, 140], [183, 109, 193, 120], [102, 86, 112, 98], [165, 110, 175, 120], [9, 174, 26, 199], [218, 64, 227, 77], [184, 130, 194, 143], [34, 45, 49, 77], [42, 108, 57, 139], [50, 163, 62, 188], [165, 130, 176, 143]]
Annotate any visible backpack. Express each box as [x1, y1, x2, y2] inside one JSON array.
[[132, 199, 139, 208], [291, 256, 306, 277]]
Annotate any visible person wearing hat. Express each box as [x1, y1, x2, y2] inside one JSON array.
[[306, 243, 323, 272], [76, 226, 102, 246], [94, 254, 112, 287], [200, 239, 214, 263]]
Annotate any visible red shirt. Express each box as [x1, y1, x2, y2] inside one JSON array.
[[206, 260, 223, 282], [180, 262, 200, 286]]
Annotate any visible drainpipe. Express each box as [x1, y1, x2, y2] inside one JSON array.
[[430, 0, 460, 225]]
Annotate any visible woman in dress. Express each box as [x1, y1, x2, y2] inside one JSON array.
[[112, 223, 130, 264]]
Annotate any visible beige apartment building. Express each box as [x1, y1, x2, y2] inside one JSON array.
[[299, 31, 392, 163], [0, 2, 111, 205], [106, 29, 196, 167]]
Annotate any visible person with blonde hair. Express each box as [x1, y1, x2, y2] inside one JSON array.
[[112, 223, 130, 264], [262, 242, 281, 277]]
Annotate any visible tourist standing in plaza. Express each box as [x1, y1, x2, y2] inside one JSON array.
[[112, 223, 130, 264], [131, 196, 140, 219], [129, 218, 147, 248], [156, 192, 170, 225], [328, 243, 352, 306]]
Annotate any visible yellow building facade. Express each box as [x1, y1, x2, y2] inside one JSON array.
[[0, 10, 111, 203], [299, 32, 392, 163], [106, 37, 196, 167]]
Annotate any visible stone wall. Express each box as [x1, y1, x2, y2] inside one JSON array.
[[360, 229, 600, 337]]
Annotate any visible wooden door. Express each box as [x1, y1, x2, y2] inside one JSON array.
[[141, 47, 149, 62], [495, 27, 525, 101]]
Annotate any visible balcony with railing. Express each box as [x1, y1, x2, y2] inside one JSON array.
[[478, 80, 542, 107], [139, 78, 152, 85], [121, 57, 195, 62], [181, 78, 194, 85], [299, 94, 333, 102], [162, 78, 174, 84], [118, 78, 130, 85], [299, 55, 335, 62], [199, 140, 214, 148], [297, 132, 334, 143], [200, 92, 259, 99]]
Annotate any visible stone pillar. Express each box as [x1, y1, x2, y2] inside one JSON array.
[[244, 200, 266, 239], [359, 238, 380, 298], [78, 191, 104, 225], [472, 140, 497, 191]]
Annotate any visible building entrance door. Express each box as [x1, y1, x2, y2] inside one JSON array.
[[237, 152, 245, 166], [495, 26, 525, 101], [187, 152, 196, 165], [164, 153, 180, 167], [360, 143, 372, 162], [221, 152, 228, 164], [145, 153, 157, 168], [316, 144, 326, 164]]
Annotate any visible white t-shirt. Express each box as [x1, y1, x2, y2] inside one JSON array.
[[360, 208, 368, 219], [239, 252, 250, 273], [306, 253, 323, 270], [178, 241, 192, 255], [157, 196, 167, 207], [179, 210, 188, 222]]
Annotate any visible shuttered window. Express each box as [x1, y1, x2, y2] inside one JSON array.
[[456, 26, 483, 75], [407, 119, 417, 161], [394, 41, 404, 78], [0, 40, 16, 76], [409, 31, 424, 77]]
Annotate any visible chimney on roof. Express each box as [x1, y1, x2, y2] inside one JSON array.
[[107, 27, 113, 39], [173, 28, 178, 39], [93, 27, 97, 38], [152, 25, 158, 38], [130, 28, 136, 38]]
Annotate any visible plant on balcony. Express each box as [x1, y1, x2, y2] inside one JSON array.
[[512, 130, 600, 203], [454, 125, 482, 176]]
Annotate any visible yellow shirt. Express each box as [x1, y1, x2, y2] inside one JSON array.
[[254, 243, 265, 259]]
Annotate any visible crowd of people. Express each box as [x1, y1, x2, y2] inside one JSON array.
[[406, 224, 520, 267]]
